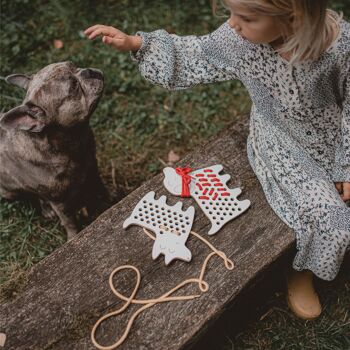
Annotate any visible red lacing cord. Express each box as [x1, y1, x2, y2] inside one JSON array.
[[175, 167, 194, 197]]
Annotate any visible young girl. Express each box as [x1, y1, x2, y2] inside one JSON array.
[[85, 0, 350, 320]]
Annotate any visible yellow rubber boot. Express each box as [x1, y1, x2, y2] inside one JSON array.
[[286, 269, 322, 320]]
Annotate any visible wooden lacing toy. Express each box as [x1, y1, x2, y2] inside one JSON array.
[[91, 191, 235, 350], [164, 164, 251, 235]]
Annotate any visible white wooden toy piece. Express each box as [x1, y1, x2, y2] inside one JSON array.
[[123, 191, 195, 265], [163, 164, 251, 235]]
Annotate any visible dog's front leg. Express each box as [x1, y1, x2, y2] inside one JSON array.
[[39, 199, 57, 219], [49, 201, 79, 240]]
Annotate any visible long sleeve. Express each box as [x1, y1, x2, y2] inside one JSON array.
[[332, 73, 350, 182], [130, 21, 246, 91]]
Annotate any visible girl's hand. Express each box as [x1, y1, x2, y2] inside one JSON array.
[[335, 182, 350, 201], [84, 25, 142, 52]]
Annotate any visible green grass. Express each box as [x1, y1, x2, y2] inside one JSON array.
[[0, 0, 349, 348]]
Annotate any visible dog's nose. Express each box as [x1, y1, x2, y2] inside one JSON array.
[[80, 68, 104, 80]]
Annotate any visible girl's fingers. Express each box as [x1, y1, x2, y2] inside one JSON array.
[[85, 25, 118, 38], [342, 183, 350, 201], [87, 29, 104, 39], [84, 24, 105, 35], [103, 36, 126, 50], [335, 182, 343, 193], [87, 28, 114, 40], [84, 25, 97, 34], [102, 36, 111, 44]]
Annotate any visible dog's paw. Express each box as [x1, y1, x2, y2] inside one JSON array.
[[40, 200, 57, 220]]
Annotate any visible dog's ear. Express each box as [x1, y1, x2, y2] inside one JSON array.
[[0, 105, 45, 133], [5, 74, 31, 90]]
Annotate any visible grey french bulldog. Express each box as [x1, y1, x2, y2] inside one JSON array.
[[0, 61, 109, 240]]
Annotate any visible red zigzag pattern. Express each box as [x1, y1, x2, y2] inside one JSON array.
[[195, 168, 230, 201]]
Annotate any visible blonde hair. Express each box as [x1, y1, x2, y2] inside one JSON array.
[[212, 0, 344, 65]]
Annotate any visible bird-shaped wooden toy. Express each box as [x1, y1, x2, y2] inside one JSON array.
[[163, 165, 251, 235]]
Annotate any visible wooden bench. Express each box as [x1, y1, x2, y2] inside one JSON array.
[[0, 113, 295, 350]]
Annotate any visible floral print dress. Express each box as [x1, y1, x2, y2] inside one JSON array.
[[131, 18, 350, 281]]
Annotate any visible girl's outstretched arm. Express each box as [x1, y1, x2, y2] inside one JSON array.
[[128, 27, 239, 90], [85, 23, 242, 90]]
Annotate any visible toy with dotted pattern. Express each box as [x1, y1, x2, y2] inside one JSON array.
[[163, 164, 251, 235], [123, 191, 195, 265]]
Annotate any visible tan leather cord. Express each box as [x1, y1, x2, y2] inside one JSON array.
[[91, 227, 234, 350]]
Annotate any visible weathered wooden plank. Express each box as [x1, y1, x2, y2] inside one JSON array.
[[0, 114, 295, 350]]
